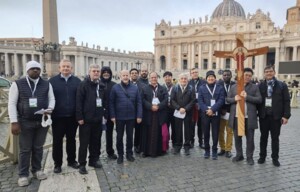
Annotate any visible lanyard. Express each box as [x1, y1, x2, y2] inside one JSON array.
[[26, 76, 39, 97], [224, 83, 231, 93], [206, 84, 216, 98], [194, 80, 199, 92], [152, 86, 158, 98], [96, 84, 99, 98]]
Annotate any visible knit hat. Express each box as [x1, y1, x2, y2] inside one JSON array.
[[26, 61, 41, 72], [206, 70, 216, 79]]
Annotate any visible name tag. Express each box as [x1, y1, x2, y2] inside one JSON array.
[[210, 99, 216, 107], [152, 97, 160, 105], [196, 93, 199, 99], [29, 98, 37, 108], [96, 98, 102, 107], [265, 98, 272, 107]]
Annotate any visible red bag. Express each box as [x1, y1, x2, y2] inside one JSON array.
[[161, 123, 169, 152]]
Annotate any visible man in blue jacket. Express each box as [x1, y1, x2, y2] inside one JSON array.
[[198, 70, 225, 160], [110, 70, 142, 164], [49, 59, 81, 173]]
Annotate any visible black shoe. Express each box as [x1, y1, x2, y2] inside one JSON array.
[[247, 158, 254, 165], [117, 156, 124, 164], [108, 154, 118, 160], [184, 148, 190, 156], [88, 161, 102, 168], [140, 153, 147, 158], [199, 144, 205, 149], [232, 156, 244, 162], [134, 146, 140, 154], [126, 155, 135, 162], [212, 152, 218, 160], [218, 150, 226, 156], [68, 161, 79, 169], [173, 148, 180, 154], [190, 143, 194, 148], [79, 166, 88, 174], [273, 160, 281, 167], [225, 151, 232, 158], [53, 166, 62, 173], [257, 158, 265, 164]]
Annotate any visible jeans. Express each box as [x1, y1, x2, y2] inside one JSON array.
[[19, 119, 49, 177]]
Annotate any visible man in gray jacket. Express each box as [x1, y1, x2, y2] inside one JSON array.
[[226, 68, 262, 165]]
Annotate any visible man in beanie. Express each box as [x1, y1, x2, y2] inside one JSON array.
[[198, 70, 224, 160], [8, 61, 55, 186], [100, 66, 118, 160], [49, 59, 81, 173]]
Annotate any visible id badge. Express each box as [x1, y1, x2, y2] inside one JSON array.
[[96, 98, 102, 107], [29, 98, 37, 108], [152, 97, 160, 105], [196, 93, 199, 99], [265, 98, 272, 107], [210, 99, 216, 107]]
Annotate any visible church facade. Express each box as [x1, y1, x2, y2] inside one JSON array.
[[154, 0, 300, 79]]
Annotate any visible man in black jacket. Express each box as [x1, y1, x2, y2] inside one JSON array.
[[171, 73, 195, 155], [49, 59, 81, 173], [257, 65, 291, 167], [76, 64, 106, 174], [100, 66, 117, 160]]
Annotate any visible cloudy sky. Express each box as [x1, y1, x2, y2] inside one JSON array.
[[0, 0, 296, 52]]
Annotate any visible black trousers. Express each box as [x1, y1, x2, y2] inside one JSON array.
[[52, 116, 78, 167], [191, 114, 202, 145], [201, 114, 220, 152], [166, 109, 175, 145], [134, 122, 142, 148], [259, 115, 282, 160], [78, 123, 102, 166], [174, 117, 191, 149], [233, 118, 255, 159], [106, 119, 115, 155], [116, 119, 135, 156]]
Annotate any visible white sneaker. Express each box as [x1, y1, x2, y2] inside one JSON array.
[[33, 171, 47, 180], [18, 177, 29, 187]]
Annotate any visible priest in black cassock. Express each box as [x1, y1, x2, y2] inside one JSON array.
[[140, 72, 168, 157]]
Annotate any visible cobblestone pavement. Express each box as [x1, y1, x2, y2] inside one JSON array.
[[1, 106, 300, 192]]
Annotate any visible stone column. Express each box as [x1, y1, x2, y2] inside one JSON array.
[[154, 46, 160, 71], [177, 44, 182, 70], [191, 43, 195, 69], [198, 42, 202, 70], [166, 45, 171, 71], [220, 41, 225, 69], [22, 54, 27, 75], [14, 53, 20, 76], [275, 47, 280, 77], [208, 42, 213, 70], [293, 46, 298, 61], [4, 53, 9, 76]]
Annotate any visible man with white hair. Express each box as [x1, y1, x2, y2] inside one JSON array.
[[171, 73, 195, 155], [8, 61, 55, 187]]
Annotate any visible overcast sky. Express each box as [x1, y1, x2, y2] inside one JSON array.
[[0, 0, 296, 52]]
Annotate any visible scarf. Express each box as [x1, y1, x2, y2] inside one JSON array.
[[267, 78, 275, 97]]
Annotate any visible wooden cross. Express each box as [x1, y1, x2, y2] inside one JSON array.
[[214, 34, 268, 136]]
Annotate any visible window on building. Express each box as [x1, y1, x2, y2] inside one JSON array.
[[252, 57, 255, 69], [212, 62, 216, 69], [160, 56, 166, 70], [101, 61, 104, 67], [108, 61, 111, 67], [183, 60, 188, 70], [195, 63, 199, 69], [161, 30, 165, 36], [225, 58, 231, 69], [115, 62, 117, 71], [256, 22, 261, 29], [203, 59, 208, 70], [121, 62, 123, 70]]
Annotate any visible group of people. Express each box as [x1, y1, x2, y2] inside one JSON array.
[[8, 59, 291, 187]]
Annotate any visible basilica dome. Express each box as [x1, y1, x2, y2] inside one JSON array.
[[211, 0, 246, 19]]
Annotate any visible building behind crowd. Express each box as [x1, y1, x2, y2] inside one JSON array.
[[154, 0, 300, 79]]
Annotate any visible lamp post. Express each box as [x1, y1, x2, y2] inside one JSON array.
[[33, 37, 60, 78], [136, 60, 141, 70]]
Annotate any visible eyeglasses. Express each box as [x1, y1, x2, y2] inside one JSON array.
[[91, 70, 100, 73]]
